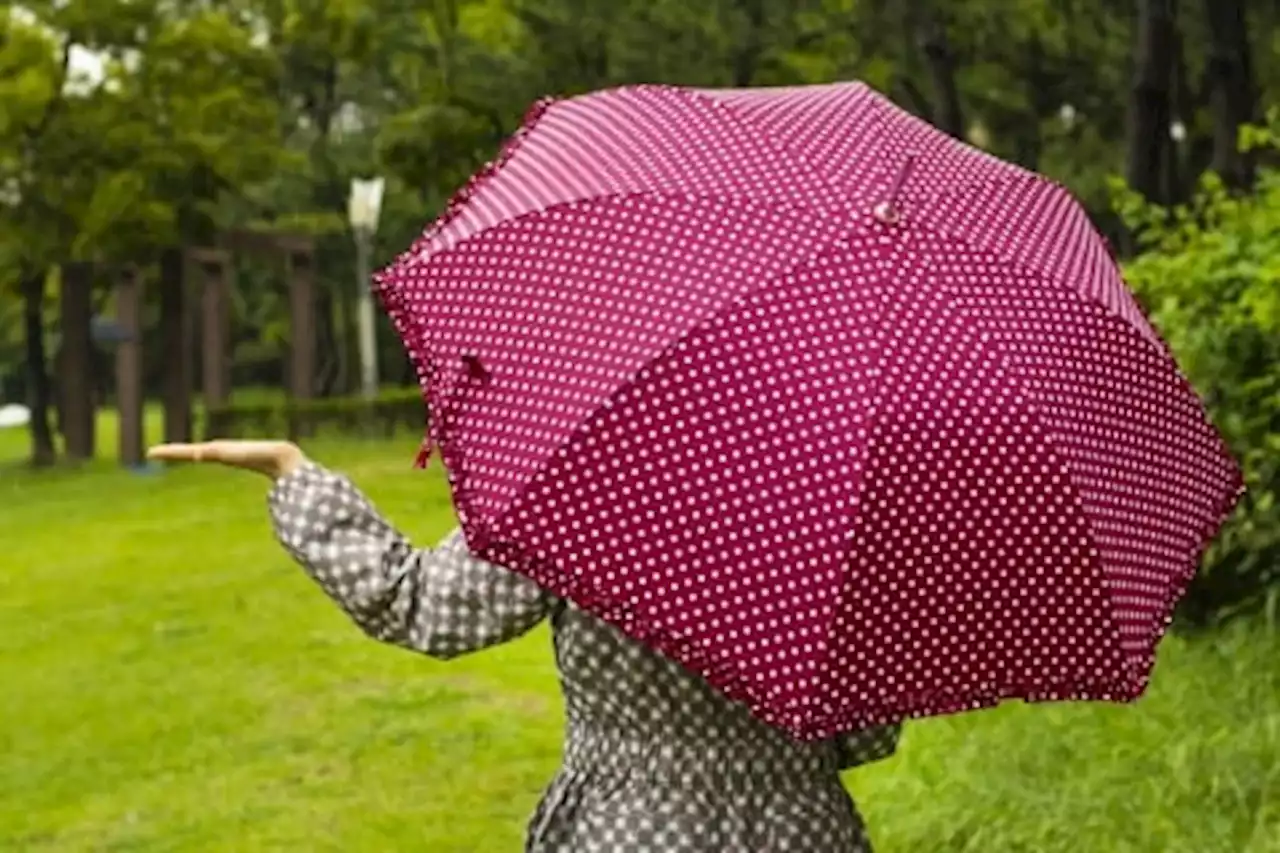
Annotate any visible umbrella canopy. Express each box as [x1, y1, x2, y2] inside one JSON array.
[[376, 82, 1242, 739]]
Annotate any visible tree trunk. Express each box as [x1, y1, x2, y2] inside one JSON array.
[[20, 271, 57, 466], [159, 247, 193, 444], [1203, 0, 1256, 189], [1017, 35, 1051, 170], [316, 285, 343, 397], [1125, 0, 1178, 203], [336, 268, 358, 396], [916, 5, 965, 138], [731, 0, 766, 87], [1164, 26, 1189, 203]]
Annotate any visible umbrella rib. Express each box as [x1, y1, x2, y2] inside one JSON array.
[[930, 263, 1142, 684], [890, 174, 1160, 350], [666, 84, 878, 212], [803, 249, 901, 736]]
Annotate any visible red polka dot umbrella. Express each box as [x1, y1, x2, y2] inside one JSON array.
[[375, 82, 1242, 740]]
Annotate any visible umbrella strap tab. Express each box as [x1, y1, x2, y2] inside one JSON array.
[[873, 150, 919, 225]]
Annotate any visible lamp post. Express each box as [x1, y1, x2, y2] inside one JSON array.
[[348, 176, 386, 399]]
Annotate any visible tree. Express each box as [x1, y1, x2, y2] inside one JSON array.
[[912, 0, 964, 138], [1125, 0, 1178, 208], [0, 5, 112, 464], [1202, 0, 1256, 189], [0, 1, 286, 464], [247, 0, 400, 394]]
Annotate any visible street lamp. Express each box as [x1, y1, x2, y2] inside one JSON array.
[[348, 176, 386, 399]]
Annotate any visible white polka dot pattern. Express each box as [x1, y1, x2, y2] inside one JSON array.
[[698, 83, 883, 190], [375, 82, 1244, 740]]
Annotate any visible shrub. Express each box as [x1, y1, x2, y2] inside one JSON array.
[[1115, 117, 1280, 630], [204, 387, 426, 442]]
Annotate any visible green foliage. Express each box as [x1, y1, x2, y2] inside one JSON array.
[[1118, 117, 1280, 629], [0, 2, 288, 271]]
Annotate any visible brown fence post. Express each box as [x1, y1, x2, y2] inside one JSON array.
[[115, 264, 144, 467], [285, 239, 316, 440], [159, 247, 192, 444], [60, 261, 95, 460], [190, 248, 233, 436]]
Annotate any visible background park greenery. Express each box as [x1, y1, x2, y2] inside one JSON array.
[[3, 0, 1280, 850]]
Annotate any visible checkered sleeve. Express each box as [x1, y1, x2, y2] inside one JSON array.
[[267, 461, 551, 659], [835, 723, 902, 770]]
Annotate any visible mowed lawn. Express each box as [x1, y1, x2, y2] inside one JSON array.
[[1, 417, 1279, 852]]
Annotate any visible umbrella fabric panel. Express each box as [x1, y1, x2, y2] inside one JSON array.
[[910, 170, 1159, 347], [402, 85, 853, 263], [478, 237, 897, 736], [405, 194, 854, 520], [695, 83, 885, 194], [811, 228, 1239, 733]]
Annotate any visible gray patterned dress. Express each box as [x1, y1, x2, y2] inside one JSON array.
[[269, 462, 901, 852]]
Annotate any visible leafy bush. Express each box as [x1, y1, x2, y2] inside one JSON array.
[[1115, 118, 1280, 630], [204, 387, 425, 442]]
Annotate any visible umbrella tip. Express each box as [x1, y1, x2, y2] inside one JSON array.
[[872, 202, 902, 225]]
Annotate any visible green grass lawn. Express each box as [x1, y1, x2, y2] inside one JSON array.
[[2, 421, 1279, 852]]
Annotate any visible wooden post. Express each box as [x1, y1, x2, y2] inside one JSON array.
[[115, 265, 144, 467], [160, 247, 192, 444], [60, 261, 95, 460], [190, 248, 233, 416], [285, 240, 315, 441], [287, 239, 316, 379]]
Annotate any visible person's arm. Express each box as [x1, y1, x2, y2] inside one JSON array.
[[835, 723, 902, 770], [268, 460, 551, 659]]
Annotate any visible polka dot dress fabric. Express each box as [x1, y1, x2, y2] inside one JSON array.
[[269, 462, 898, 852], [374, 81, 1243, 739]]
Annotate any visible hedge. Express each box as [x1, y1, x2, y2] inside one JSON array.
[[203, 388, 426, 441]]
